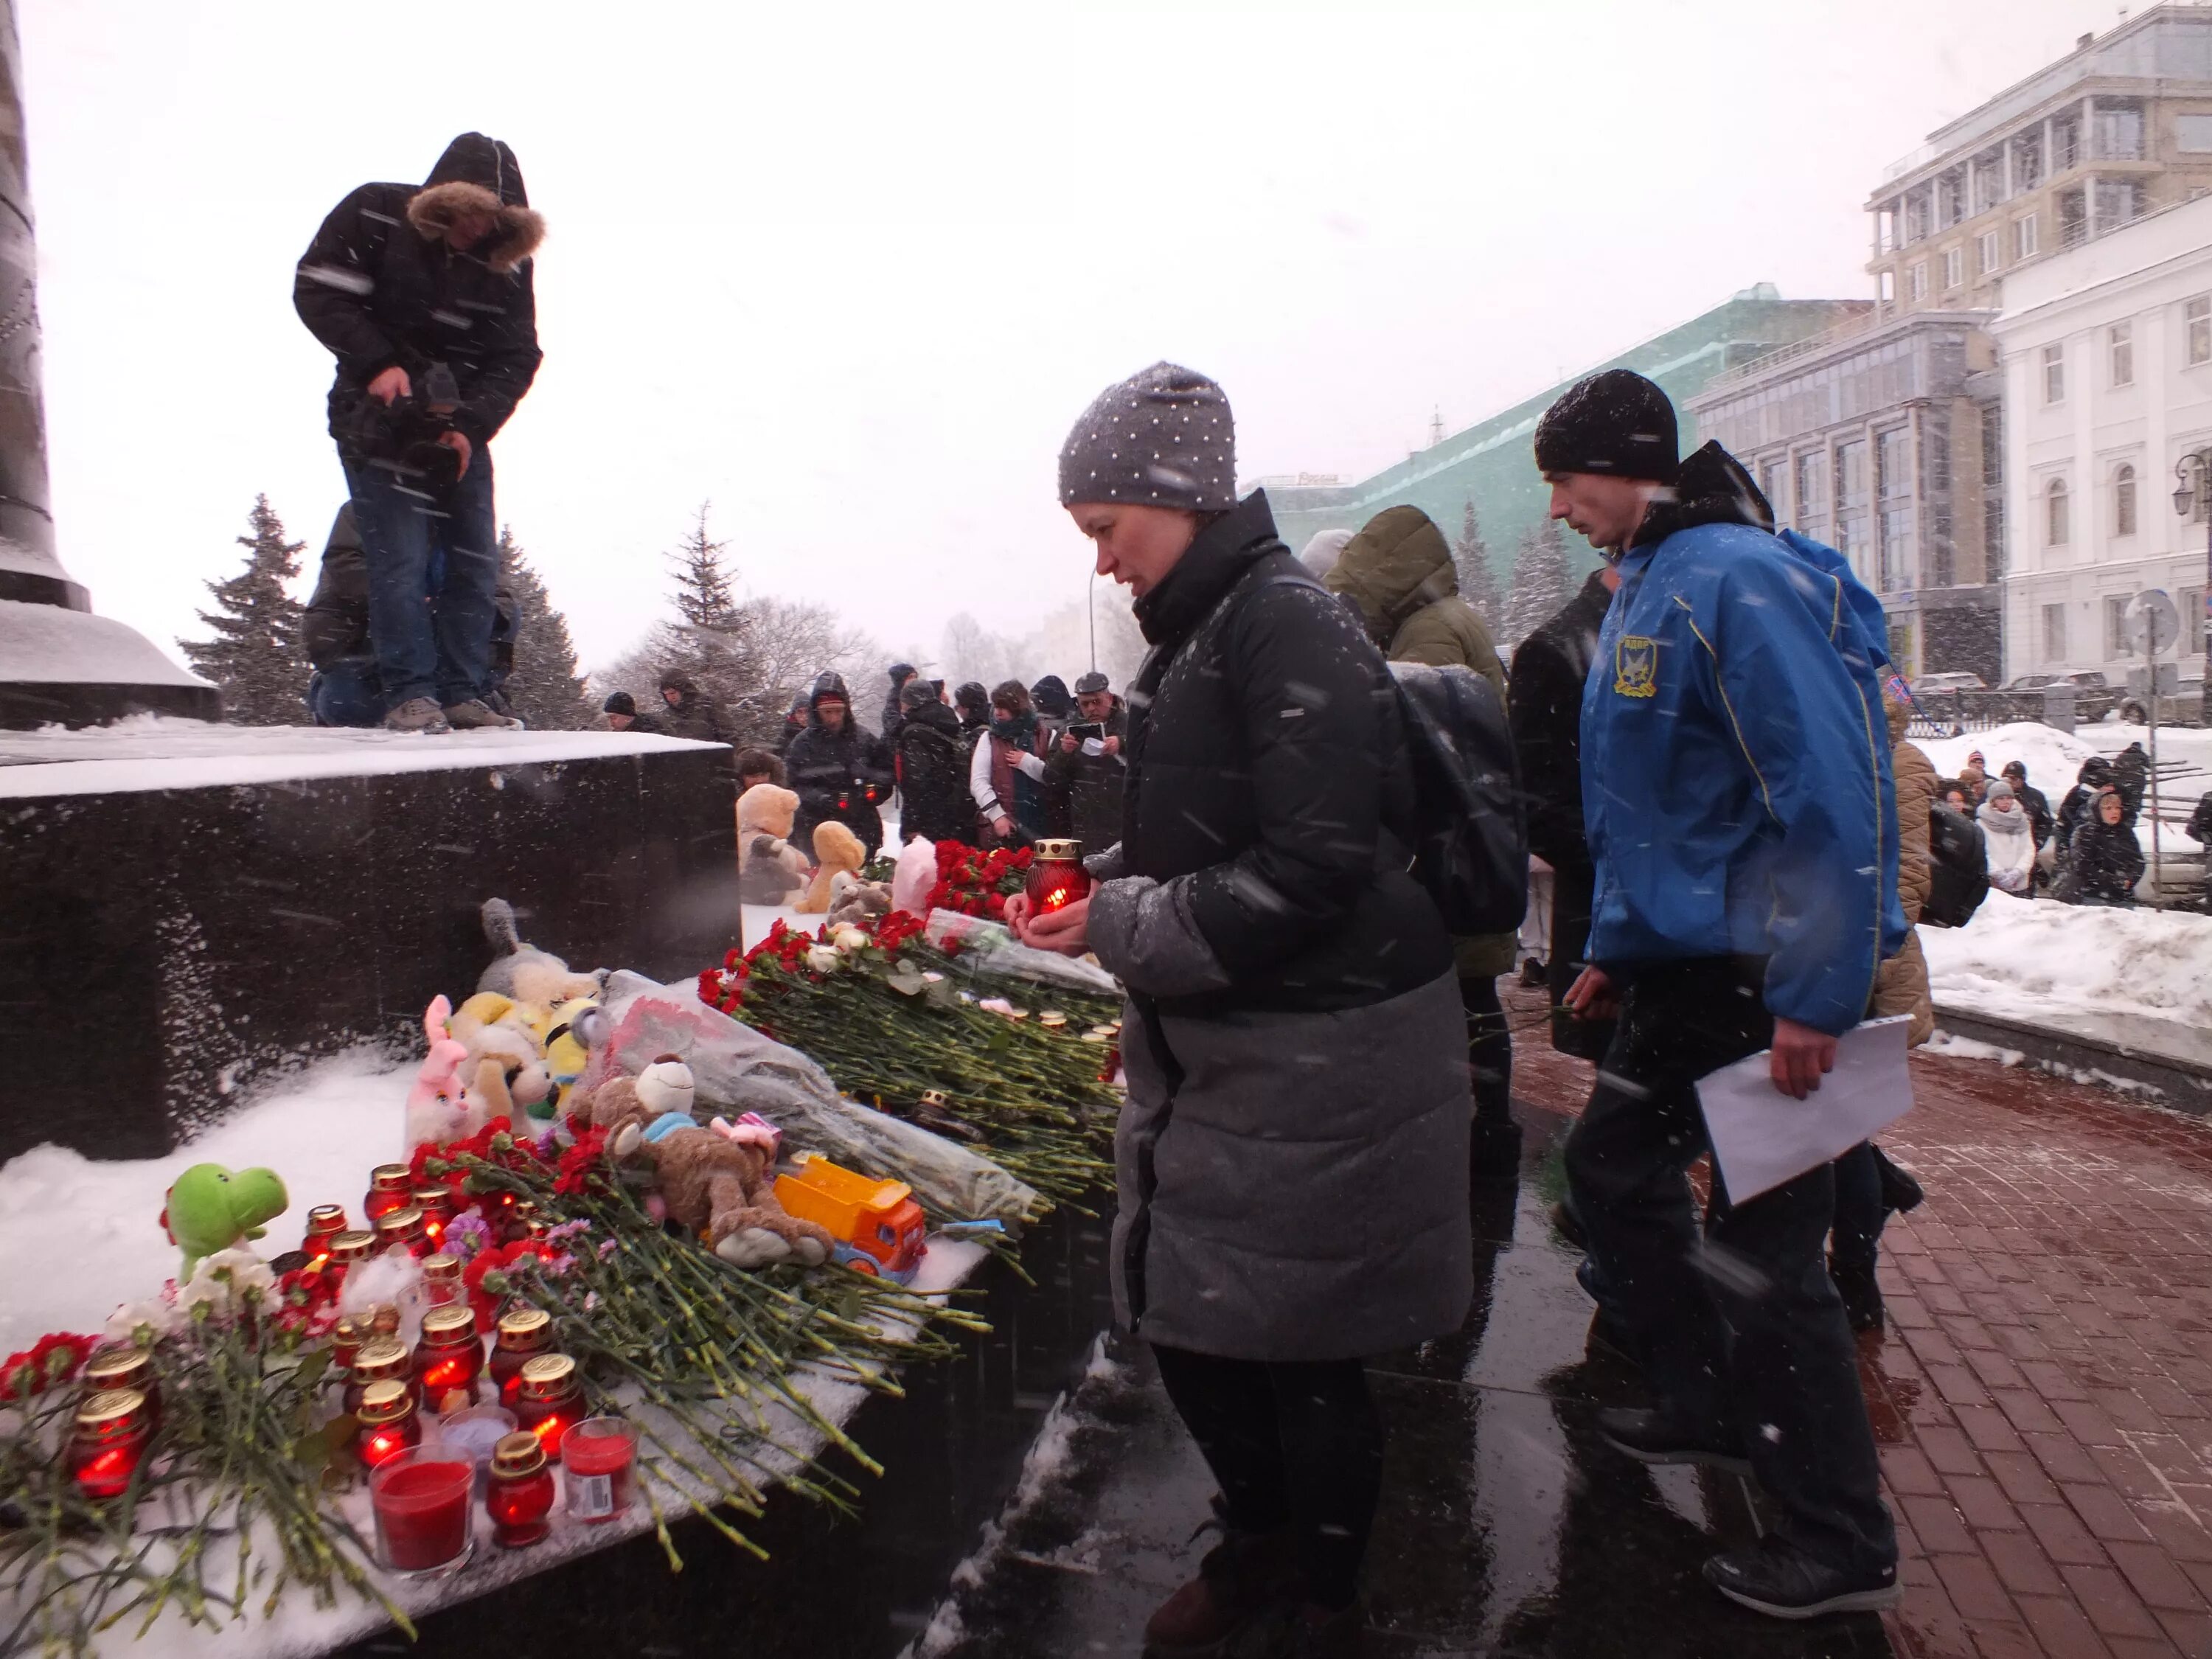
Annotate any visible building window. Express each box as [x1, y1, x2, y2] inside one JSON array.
[[2042, 602, 2067, 663], [1908, 262, 1928, 302], [2181, 115, 2212, 153], [2105, 594, 2137, 658], [2053, 114, 2080, 172], [1877, 427, 1915, 591], [2112, 464, 2138, 538], [1942, 247, 1964, 290], [2014, 130, 2043, 190], [1981, 406, 2005, 582], [2096, 178, 2144, 230], [2182, 586, 2206, 656], [2046, 476, 2070, 546], [1795, 450, 1829, 543], [1879, 270, 1895, 305], [1836, 439, 1870, 573], [2110, 321, 2134, 387], [1759, 459, 1788, 521], [2093, 102, 2144, 161], [2188, 295, 2211, 366], [2042, 343, 2065, 404], [2016, 214, 2039, 259], [1978, 230, 2000, 276]]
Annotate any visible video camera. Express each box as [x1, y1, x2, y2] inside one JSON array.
[[335, 362, 465, 488]]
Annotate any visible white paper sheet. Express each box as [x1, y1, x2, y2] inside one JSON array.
[[1696, 1016, 1914, 1203]]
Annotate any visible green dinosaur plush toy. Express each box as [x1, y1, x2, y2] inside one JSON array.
[[160, 1164, 289, 1282]]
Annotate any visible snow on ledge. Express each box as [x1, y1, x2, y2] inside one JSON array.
[[0, 714, 726, 799]]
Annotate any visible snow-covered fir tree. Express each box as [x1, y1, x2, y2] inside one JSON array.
[[1452, 499, 1504, 632], [180, 495, 308, 726], [495, 527, 594, 729], [1502, 518, 1571, 652]]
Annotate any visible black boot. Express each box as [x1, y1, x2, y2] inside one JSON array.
[[1830, 1253, 1885, 1333], [1873, 1147, 1924, 1215]]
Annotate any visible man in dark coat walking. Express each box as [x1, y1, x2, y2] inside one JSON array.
[[1508, 563, 1618, 1062], [786, 671, 896, 858], [294, 133, 543, 734], [1999, 759, 2053, 849], [892, 680, 973, 844], [1042, 669, 1127, 851]]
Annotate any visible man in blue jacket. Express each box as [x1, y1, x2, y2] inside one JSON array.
[[1539, 370, 1904, 1620]]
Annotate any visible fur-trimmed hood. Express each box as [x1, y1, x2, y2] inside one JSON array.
[[408, 133, 544, 275]]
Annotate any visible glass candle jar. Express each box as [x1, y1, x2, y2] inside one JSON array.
[[302, 1205, 347, 1262], [372, 1205, 429, 1256], [1023, 839, 1091, 914], [488, 1308, 553, 1408], [354, 1380, 422, 1471], [560, 1416, 638, 1523], [330, 1316, 366, 1378], [80, 1347, 159, 1432], [325, 1231, 373, 1293], [369, 1448, 474, 1576], [69, 1388, 151, 1500], [509, 1200, 541, 1244], [411, 1184, 454, 1249], [420, 1253, 463, 1307], [344, 1337, 416, 1416], [434, 1403, 515, 1498], [512, 1354, 584, 1458], [486, 1430, 556, 1548], [363, 1165, 413, 1223], [414, 1306, 484, 1414]]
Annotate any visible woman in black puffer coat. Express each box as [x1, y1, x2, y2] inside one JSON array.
[[1012, 364, 1470, 1658], [2065, 787, 2146, 906]]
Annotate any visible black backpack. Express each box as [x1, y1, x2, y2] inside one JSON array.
[[1924, 802, 1989, 928], [1389, 661, 1530, 935]]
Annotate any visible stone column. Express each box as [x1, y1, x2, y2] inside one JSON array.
[[0, 0, 218, 728]]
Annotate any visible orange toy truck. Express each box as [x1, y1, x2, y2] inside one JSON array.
[[772, 1154, 928, 1284]]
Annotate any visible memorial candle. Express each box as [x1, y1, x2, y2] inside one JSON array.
[[1022, 839, 1091, 913], [369, 1448, 474, 1575]]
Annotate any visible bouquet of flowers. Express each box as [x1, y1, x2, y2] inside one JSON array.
[[924, 841, 1032, 920]]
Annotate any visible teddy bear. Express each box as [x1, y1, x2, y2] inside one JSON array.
[[445, 990, 554, 1126], [582, 1057, 834, 1270], [825, 870, 892, 929], [737, 785, 812, 906], [795, 821, 866, 914], [478, 897, 604, 1007]]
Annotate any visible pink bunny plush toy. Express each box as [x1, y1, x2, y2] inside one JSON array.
[[403, 996, 472, 1152]]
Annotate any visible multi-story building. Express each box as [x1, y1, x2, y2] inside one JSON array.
[[1866, 5, 2212, 320], [1262, 285, 1864, 585], [1684, 310, 2005, 681], [1991, 191, 2212, 692]]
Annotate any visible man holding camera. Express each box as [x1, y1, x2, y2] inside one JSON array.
[[1043, 669, 1126, 851], [294, 133, 544, 734]]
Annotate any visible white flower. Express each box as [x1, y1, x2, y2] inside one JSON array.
[[830, 923, 869, 954], [178, 1248, 276, 1319], [804, 945, 842, 975], [105, 1298, 181, 1343]]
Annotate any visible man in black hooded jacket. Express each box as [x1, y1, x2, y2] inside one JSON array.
[[295, 133, 543, 736], [892, 680, 974, 844], [786, 672, 896, 857]]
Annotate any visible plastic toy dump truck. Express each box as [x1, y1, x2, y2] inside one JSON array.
[[773, 1153, 928, 1284]]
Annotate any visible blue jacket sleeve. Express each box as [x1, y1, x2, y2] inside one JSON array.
[[1694, 557, 1896, 1034]]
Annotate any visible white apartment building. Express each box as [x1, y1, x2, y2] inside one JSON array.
[[1992, 192, 2212, 687]]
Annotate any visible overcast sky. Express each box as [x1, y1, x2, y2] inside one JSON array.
[[21, 0, 2128, 680]]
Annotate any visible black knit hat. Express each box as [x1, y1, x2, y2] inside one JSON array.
[[602, 691, 636, 716], [1534, 369, 1680, 484]]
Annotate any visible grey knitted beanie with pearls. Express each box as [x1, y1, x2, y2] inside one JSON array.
[[1058, 361, 1237, 512]]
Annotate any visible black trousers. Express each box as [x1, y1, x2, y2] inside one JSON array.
[[1545, 858, 1615, 1062], [1458, 973, 1514, 1122], [1562, 957, 1896, 1575], [1150, 1343, 1383, 1611], [1830, 1141, 1884, 1277]]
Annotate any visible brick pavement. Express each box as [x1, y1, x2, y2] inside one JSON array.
[[1505, 984, 2212, 1659]]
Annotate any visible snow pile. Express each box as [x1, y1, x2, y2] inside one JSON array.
[[0, 1046, 405, 1352], [1917, 720, 2211, 858], [1920, 891, 2212, 1043]]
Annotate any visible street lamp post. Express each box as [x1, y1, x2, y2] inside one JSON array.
[[2174, 451, 2212, 729]]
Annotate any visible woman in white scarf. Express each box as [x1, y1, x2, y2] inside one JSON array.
[[1978, 780, 2037, 895]]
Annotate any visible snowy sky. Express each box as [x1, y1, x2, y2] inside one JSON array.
[[23, 0, 2124, 680]]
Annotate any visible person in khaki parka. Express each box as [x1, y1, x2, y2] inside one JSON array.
[[1326, 504, 1520, 1177], [1874, 688, 1935, 1045]]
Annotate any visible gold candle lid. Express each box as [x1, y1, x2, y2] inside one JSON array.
[[497, 1307, 552, 1343], [491, 1430, 547, 1477], [516, 1353, 577, 1398], [74, 1387, 147, 1430], [421, 1253, 461, 1283], [327, 1231, 375, 1262], [357, 1380, 414, 1424], [81, 1348, 152, 1388], [369, 1304, 402, 1335], [1033, 838, 1082, 860], [1040, 1012, 1067, 1029], [352, 1338, 410, 1377], [373, 1205, 425, 1237], [369, 1164, 412, 1193], [305, 1204, 347, 1234], [918, 1089, 949, 1108], [420, 1306, 477, 1344]]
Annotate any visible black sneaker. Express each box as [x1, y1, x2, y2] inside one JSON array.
[[1873, 1147, 1924, 1215], [1596, 1407, 1751, 1478], [1519, 957, 1548, 988], [1830, 1254, 1885, 1334], [1703, 1538, 1899, 1619]]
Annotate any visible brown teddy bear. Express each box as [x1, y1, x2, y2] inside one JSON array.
[[825, 870, 892, 928], [737, 785, 811, 905], [795, 821, 866, 914], [582, 1056, 833, 1270]]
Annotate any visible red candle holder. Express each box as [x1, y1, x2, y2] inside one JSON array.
[[69, 1388, 151, 1501], [414, 1306, 484, 1415], [363, 1165, 413, 1224], [369, 1448, 474, 1576], [488, 1308, 553, 1408], [325, 1230, 373, 1294], [372, 1205, 429, 1256], [80, 1348, 159, 1433], [354, 1380, 422, 1471], [302, 1205, 347, 1263], [486, 1431, 557, 1547], [560, 1416, 638, 1523], [512, 1354, 584, 1458], [1023, 839, 1091, 914], [330, 1316, 366, 1379], [420, 1253, 463, 1308], [344, 1338, 416, 1416]]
